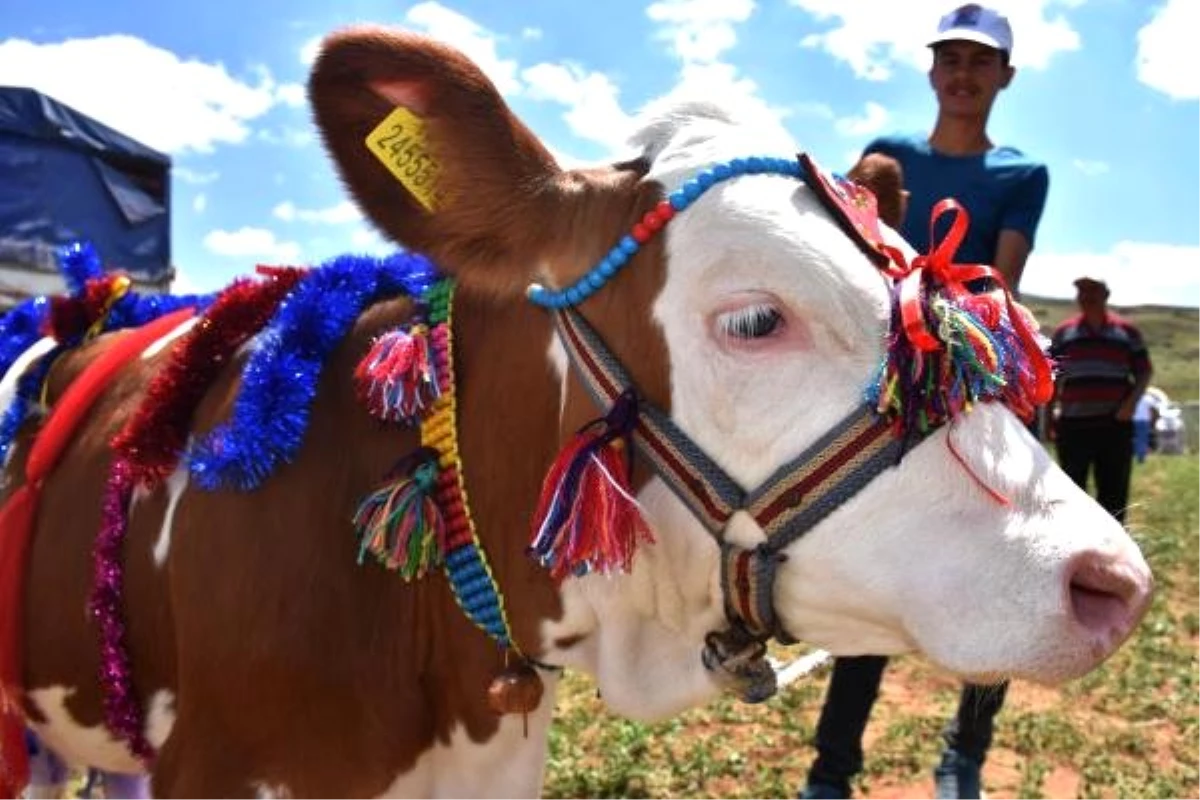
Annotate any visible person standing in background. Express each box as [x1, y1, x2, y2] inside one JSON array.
[[799, 5, 1049, 799], [1051, 276, 1153, 519], [1131, 390, 1160, 463]]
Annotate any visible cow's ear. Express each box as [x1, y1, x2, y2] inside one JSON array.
[[309, 28, 561, 291]]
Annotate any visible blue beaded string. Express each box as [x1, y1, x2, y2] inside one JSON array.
[[445, 546, 512, 648], [526, 155, 804, 308]]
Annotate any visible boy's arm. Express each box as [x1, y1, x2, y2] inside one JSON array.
[[997, 163, 1050, 294], [994, 229, 1032, 292]]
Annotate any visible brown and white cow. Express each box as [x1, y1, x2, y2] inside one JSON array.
[[5, 28, 1152, 798]]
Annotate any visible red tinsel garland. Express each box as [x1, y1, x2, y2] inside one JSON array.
[[110, 268, 305, 487]]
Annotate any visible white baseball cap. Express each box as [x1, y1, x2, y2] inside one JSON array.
[[929, 4, 1013, 56]]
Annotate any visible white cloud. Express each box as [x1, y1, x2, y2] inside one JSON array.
[[640, 0, 789, 135], [174, 167, 219, 185], [299, 35, 322, 66], [1072, 158, 1110, 177], [256, 126, 316, 148], [789, 1, 1082, 78], [403, 1, 520, 95], [834, 101, 890, 136], [522, 27, 544, 41], [350, 227, 396, 254], [646, 0, 756, 63], [656, 61, 788, 134], [192, 194, 207, 213], [522, 62, 633, 152], [1022, 242, 1200, 306], [203, 227, 301, 262], [0, 35, 281, 154], [272, 201, 297, 222], [273, 200, 361, 224], [276, 82, 306, 108], [1135, 0, 1199, 100], [170, 267, 203, 295]]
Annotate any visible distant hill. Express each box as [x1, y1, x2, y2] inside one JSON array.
[[1022, 295, 1199, 403]]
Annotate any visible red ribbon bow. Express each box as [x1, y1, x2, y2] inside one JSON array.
[[879, 199, 1054, 405]]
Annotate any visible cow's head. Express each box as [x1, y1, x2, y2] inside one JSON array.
[[310, 29, 1152, 720]]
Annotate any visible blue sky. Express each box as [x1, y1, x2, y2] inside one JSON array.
[[3, 0, 1197, 306]]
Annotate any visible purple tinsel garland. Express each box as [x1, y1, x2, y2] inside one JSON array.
[[89, 458, 156, 763]]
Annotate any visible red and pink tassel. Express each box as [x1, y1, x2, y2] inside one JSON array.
[[355, 325, 440, 424], [529, 391, 653, 581]]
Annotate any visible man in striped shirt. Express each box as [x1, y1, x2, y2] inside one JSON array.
[[1050, 276, 1153, 523]]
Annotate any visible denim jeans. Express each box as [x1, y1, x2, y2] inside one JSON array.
[[1132, 419, 1151, 463], [806, 658, 1008, 788], [941, 681, 1008, 762], [807, 656, 888, 788]]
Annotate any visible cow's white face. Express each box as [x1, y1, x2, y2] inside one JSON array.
[[545, 102, 1151, 720]]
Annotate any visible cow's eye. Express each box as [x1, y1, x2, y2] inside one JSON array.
[[718, 304, 784, 339]]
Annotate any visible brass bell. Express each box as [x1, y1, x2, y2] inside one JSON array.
[[486, 660, 544, 716], [487, 659, 545, 738]]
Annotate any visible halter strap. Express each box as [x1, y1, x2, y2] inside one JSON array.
[[554, 307, 741, 534], [554, 307, 910, 641]]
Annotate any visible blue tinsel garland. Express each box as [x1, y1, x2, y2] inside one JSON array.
[[59, 239, 104, 295], [0, 297, 50, 381], [0, 355, 56, 464], [187, 251, 440, 492]]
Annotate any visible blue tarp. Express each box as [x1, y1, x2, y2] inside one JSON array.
[[0, 86, 171, 280]]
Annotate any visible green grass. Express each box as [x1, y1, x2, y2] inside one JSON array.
[[543, 453, 1200, 799]]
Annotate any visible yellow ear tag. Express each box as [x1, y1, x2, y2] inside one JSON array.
[[365, 107, 443, 212]]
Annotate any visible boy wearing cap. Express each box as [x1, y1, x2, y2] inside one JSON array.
[[1051, 277, 1152, 519], [865, 2, 1048, 293], [799, 5, 1049, 799]]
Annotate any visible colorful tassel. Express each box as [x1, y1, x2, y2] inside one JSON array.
[[865, 198, 1053, 442], [869, 235, 1057, 438], [354, 450, 447, 579], [529, 390, 653, 581], [355, 325, 441, 424]]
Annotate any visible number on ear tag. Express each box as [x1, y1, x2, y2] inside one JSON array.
[[365, 107, 444, 212]]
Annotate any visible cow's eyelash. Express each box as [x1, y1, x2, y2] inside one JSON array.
[[717, 305, 784, 339]]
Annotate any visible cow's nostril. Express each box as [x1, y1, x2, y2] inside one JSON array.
[[1067, 552, 1151, 639], [1070, 582, 1128, 632]]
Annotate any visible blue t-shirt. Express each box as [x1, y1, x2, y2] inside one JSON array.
[[863, 133, 1049, 264]]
